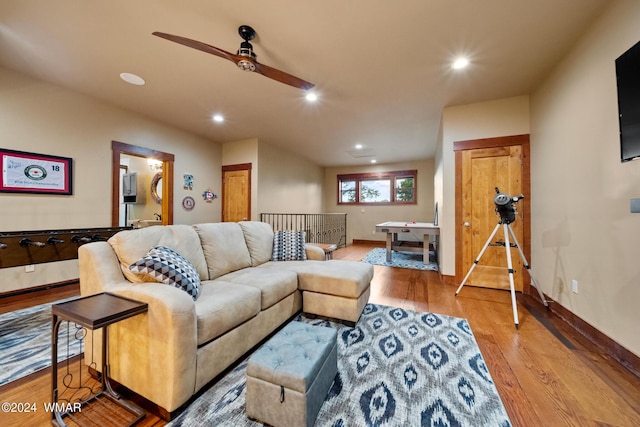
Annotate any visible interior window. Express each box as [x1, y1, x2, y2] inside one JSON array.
[[340, 180, 357, 203], [361, 179, 391, 203], [337, 170, 417, 205]]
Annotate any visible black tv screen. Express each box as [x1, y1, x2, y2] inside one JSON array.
[[616, 40, 640, 162]]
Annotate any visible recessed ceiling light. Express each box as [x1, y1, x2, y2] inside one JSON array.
[[452, 57, 469, 70], [212, 114, 224, 123], [120, 72, 145, 85], [355, 144, 363, 150], [305, 92, 318, 102], [371, 159, 377, 164]]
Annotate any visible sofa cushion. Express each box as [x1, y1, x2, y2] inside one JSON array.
[[195, 280, 261, 346], [217, 267, 298, 309], [259, 260, 373, 298], [193, 223, 252, 279], [239, 221, 274, 266], [272, 230, 307, 261], [128, 246, 201, 300], [109, 225, 209, 283]]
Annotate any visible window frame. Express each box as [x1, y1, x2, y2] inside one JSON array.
[[337, 169, 417, 205]]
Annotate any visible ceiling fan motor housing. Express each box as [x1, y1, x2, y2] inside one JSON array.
[[236, 41, 256, 71], [237, 41, 256, 58], [237, 26, 257, 71]]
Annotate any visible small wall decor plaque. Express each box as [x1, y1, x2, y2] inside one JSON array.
[[182, 196, 195, 211], [1, 148, 73, 195], [183, 174, 193, 190], [202, 188, 217, 203]]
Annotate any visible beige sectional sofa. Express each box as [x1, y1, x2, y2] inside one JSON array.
[[78, 221, 373, 416]]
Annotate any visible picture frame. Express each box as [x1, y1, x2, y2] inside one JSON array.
[[1, 148, 73, 195]]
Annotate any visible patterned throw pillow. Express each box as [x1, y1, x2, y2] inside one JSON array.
[[129, 246, 201, 300], [272, 230, 307, 261]]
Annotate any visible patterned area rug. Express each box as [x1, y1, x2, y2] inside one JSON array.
[[169, 304, 511, 426], [362, 247, 438, 271], [0, 298, 83, 386]]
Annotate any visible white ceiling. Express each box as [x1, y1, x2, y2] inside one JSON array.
[[0, 0, 608, 166]]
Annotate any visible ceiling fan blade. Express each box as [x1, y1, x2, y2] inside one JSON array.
[[152, 32, 236, 63], [254, 62, 315, 90]]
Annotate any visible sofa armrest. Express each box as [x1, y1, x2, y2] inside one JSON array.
[[105, 284, 198, 412], [79, 241, 198, 412], [78, 241, 128, 296], [305, 244, 326, 261]]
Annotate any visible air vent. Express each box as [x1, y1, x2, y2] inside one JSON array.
[[346, 149, 376, 158]]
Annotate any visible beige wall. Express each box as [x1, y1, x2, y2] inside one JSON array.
[[222, 139, 324, 219], [530, 0, 640, 357], [324, 160, 434, 244], [436, 95, 530, 276], [257, 142, 324, 214], [0, 66, 222, 293]]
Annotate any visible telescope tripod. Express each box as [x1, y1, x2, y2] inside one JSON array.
[[455, 221, 549, 329]]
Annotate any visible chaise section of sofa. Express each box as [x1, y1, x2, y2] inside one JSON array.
[[78, 221, 372, 417]]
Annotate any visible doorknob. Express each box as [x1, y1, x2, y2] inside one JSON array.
[[463, 221, 471, 227]]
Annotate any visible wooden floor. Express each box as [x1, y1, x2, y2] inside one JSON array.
[[1, 243, 639, 426]]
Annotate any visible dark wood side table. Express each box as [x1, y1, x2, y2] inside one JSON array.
[[308, 243, 337, 260], [51, 293, 148, 427]]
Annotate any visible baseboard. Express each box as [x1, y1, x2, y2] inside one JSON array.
[[0, 279, 79, 299], [524, 292, 639, 379], [440, 274, 639, 379], [440, 274, 457, 286], [352, 239, 385, 247]]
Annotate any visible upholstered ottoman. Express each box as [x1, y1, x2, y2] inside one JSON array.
[[246, 321, 337, 427]]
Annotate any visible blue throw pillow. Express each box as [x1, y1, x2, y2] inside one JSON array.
[[272, 230, 307, 261], [129, 245, 201, 300]]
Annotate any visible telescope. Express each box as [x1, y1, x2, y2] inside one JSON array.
[[457, 187, 549, 329], [494, 187, 524, 224]]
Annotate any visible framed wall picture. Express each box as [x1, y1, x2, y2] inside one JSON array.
[[1, 149, 73, 195]]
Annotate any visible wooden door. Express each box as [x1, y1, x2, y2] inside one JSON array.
[[222, 163, 251, 222], [455, 135, 530, 292]]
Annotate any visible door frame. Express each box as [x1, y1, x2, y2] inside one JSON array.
[[454, 134, 531, 294], [111, 141, 174, 227], [221, 163, 252, 222]]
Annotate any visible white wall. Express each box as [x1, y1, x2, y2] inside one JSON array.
[[530, 0, 640, 357], [0, 66, 222, 293], [324, 159, 435, 244], [436, 95, 530, 276]]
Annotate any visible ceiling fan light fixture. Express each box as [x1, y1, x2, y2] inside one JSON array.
[[237, 59, 256, 72], [305, 92, 318, 102]]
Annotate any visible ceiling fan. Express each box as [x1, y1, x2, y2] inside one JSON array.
[[152, 25, 314, 91]]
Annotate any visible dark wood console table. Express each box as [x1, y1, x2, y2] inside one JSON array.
[[51, 293, 148, 426]]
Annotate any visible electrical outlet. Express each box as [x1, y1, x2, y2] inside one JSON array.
[[571, 279, 578, 294], [25, 264, 35, 273]]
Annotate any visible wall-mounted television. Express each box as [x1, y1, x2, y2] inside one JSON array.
[[616, 40, 640, 162]]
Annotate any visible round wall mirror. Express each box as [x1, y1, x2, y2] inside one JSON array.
[[150, 171, 163, 204]]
